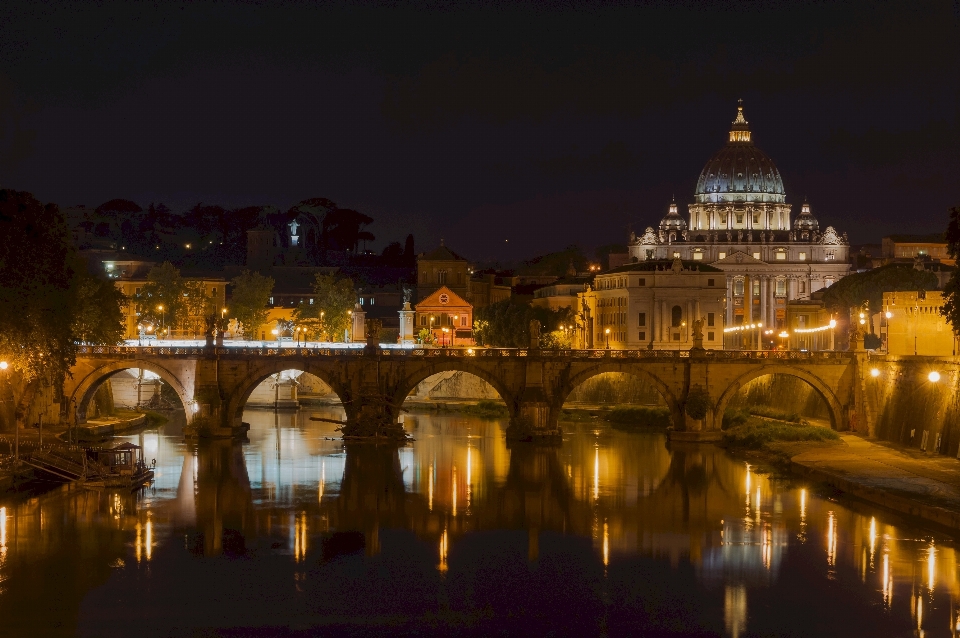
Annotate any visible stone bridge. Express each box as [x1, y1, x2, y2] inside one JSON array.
[[46, 344, 869, 442]]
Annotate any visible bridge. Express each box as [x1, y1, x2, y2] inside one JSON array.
[[45, 344, 869, 442]]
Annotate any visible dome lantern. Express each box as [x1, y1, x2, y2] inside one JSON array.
[[659, 198, 688, 232]]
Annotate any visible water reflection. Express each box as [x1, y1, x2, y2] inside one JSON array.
[[0, 411, 956, 636]]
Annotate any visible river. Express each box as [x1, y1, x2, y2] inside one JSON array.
[[0, 409, 956, 637]]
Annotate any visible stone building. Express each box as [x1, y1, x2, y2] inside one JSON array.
[[883, 291, 957, 356], [578, 259, 725, 350], [414, 285, 473, 346], [881, 234, 954, 266], [627, 103, 851, 332], [416, 242, 471, 302]]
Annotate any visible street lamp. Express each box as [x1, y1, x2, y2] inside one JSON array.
[[320, 310, 325, 341], [779, 330, 790, 350], [441, 327, 449, 347], [271, 328, 279, 347], [452, 315, 459, 346], [605, 327, 611, 349], [157, 305, 165, 339], [928, 371, 941, 383]]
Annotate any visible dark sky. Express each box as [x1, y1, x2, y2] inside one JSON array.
[[0, 1, 957, 262]]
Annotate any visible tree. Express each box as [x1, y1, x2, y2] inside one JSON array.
[[941, 206, 960, 334], [136, 262, 190, 332], [0, 190, 77, 381], [229, 270, 274, 338], [473, 300, 574, 347], [71, 269, 126, 345], [821, 263, 939, 327], [294, 274, 356, 342], [0, 190, 126, 389]]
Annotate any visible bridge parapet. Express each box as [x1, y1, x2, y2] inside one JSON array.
[[77, 345, 855, 363]]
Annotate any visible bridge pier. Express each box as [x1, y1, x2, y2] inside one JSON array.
[[507, 361, 562, 444]]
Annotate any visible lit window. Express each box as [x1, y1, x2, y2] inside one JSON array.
[[309, 298, 314, 305], [360, 298, 364, 305], [736, 214, 744, 224], [718, 252, 726, 259], [799, 252, 806, 260], [734, 279, 744, 295], [776, 279, 786, 296], [753, 252, 761, 260], [370, 298, 375, 305], [673, 252, 681, 258], [776, 252, 786, 260], [269, 297, 274, 305], [693, 251, 703, 260]]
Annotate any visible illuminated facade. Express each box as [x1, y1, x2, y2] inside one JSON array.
[[579, 259, 726, 349], [883, 291, 957, 356], [628, 103, 850, 335]]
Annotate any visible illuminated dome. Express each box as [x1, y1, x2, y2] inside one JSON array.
[[793, 199, 819, 231], [693, 102, 786, 205], [659, 199, 687, 232]]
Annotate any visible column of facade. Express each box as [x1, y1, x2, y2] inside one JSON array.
[[759, 277, 767, 328], [767, 278, 776, 328], [726, 277, 734, 326], [745, 274, 753, 323]]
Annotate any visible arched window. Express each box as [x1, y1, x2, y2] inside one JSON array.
[[671, 305, 683, 327]]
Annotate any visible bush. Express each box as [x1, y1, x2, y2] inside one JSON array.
[[722, 408, 750, 430], [605, 406, 671, 429], [684, 386, 711, 420], [723, 419, 840, 449]]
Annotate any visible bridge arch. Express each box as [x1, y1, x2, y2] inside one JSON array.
[[225, 360, 350, 428], [392, 360, 518, 417], [69, 359, 191, 423], [714, 365, 845, 431], [556, 362, 682, 427]]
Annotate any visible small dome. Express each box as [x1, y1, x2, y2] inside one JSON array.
[[693, 102, 786, 205], [659, 200, 687, 231], [793, 199, 819, 231]]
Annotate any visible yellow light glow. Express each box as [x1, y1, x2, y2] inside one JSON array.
[[0, 361, 7, 370], [452, 466, 457, 517], [868, 517, 876, 560], [870, 368, 880, 377], [428, 463, 434, 511], [929, 371, 941, 382], [603, 521, 609, 566], [439, 528, 449, 572], [928, 544, 936, 591], [829, 319, 837, 328], [883, 552, 892, 607], [593, 446, 600, 501], [885, 311, 892, 319], [146, 518, 153, 561], [827, 511, 837, 566]]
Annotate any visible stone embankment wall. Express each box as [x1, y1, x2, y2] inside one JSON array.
[[865, 357, 960, 455], [565, 372, 665, 405]]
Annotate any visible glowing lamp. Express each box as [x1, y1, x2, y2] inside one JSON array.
[[885, 312, 892, 319], [829, 319, 837, 328], [870, 368, 880, 378], [0, 361, 7, 370], [928, 371, 941, 383]]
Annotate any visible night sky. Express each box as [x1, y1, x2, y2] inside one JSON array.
[[0, 1, 957, 262]]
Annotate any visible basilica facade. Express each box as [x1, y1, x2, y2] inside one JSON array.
[[627, 103, 850, 332]]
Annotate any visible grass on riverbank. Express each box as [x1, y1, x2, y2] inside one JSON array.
[[723, 417, 839, 450], [723, 406, 803, 429], [457, 400, 509, 419]]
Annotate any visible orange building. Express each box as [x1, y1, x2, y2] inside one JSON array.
[[414, 286, 472, 346]]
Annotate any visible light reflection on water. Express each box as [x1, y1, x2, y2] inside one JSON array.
[[0, 409, 956, 636]]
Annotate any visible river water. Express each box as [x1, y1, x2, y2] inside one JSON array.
[[0, 410, 957, 637]]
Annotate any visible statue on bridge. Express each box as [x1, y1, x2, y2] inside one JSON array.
[[690, 317, 705, 353], [529, 319, 541, 349]]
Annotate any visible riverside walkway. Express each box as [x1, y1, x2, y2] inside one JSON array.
[[792, 434, 960, 530]]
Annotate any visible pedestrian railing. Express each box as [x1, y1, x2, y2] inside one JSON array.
[[76, 344, 854, 361]]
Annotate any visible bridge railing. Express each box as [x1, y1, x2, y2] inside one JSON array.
[[77, 345, 854, 361]]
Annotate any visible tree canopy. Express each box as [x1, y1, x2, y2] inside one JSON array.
[[0, 189, 125, 384], [229, 270, 274, 338], [941, 206, 960, 334], [473, 300, 574, 347], [293, 274, 356, 342], [821, 263, 939, 327]]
